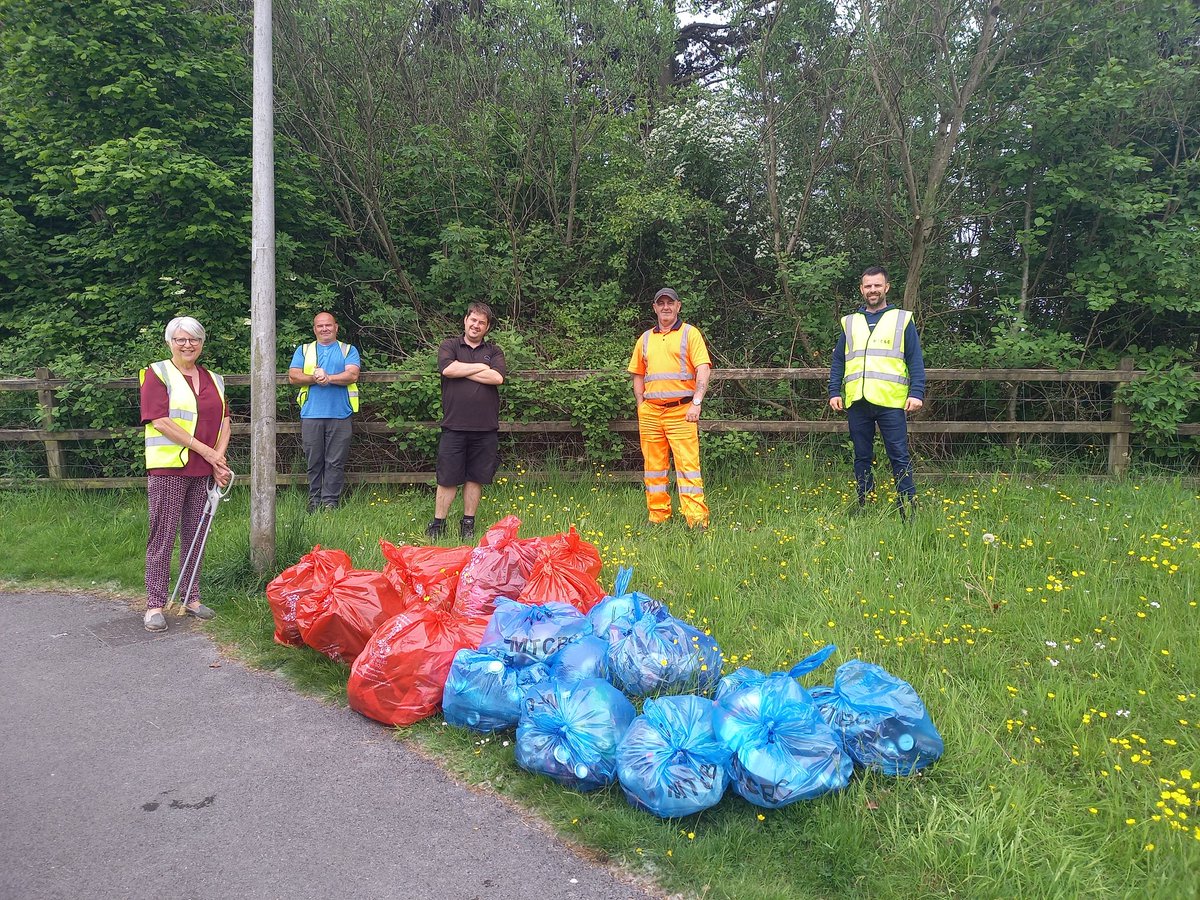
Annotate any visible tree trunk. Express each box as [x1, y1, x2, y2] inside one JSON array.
[[861, 0, 1006, 319]]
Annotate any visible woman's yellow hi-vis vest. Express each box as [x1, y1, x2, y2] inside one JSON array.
[[297, 341, 360, 412], [140, 360, 226, 469], [840, 308, 912, 408]]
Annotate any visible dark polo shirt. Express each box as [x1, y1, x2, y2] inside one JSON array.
[[437, 336, 506, 431]]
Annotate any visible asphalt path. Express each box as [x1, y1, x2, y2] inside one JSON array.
[[0, 591, 654, 900]]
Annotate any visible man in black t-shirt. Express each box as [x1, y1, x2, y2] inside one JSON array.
[[426, 302, 506, 541]]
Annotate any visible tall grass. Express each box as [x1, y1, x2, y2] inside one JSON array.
[[1, 458, 1196, 898]]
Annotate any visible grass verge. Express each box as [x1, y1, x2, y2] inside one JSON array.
[[1, 459, 1197, 899]]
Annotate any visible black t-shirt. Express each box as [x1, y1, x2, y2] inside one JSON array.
[[437, 336, 506, 431]]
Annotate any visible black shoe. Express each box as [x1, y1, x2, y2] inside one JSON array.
[[322, 500, 339, 511], [459, 519, 475, 541], [306, 499, 319, 514], [425, 520, 446, 539]]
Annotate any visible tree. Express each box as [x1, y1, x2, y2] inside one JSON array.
[[731, 0, 863, 363], [968, 0, 1200, 362], [857, 0, 1015, 318], [0, 0, 339, 374], [273, 0, 677, 361]]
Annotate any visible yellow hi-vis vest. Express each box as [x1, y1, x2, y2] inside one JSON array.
[[640, 325, 698, 402], [841, 308, 912, 408], [140, 360, 226, 469], [297, 341, 359, 412]]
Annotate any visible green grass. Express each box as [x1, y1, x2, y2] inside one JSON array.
[[1, 457, 1197, 898]]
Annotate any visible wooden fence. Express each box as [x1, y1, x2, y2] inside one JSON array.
[[1, 364, 1196, 487]]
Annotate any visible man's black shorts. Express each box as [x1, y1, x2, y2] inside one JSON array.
[[436, 428, 500, 487]]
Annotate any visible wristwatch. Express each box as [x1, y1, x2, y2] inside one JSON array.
[[691, 399, 702, 407]]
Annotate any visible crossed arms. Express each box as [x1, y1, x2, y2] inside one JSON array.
[[441, 361, 504, 385]]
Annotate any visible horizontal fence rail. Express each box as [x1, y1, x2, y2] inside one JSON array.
[[0, 366, 1162, 390], [1, 365, 1196, 488]]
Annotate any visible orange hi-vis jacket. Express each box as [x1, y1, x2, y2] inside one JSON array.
[[627, 321, 712, 400]]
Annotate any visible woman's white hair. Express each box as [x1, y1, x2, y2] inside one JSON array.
[[164, 316, 206, 344]]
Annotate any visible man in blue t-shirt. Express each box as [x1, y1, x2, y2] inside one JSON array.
[[288, 312, 361, 511]]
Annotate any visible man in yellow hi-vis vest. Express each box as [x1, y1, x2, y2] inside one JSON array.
[[288, 312, 361, 512], [628, 287, 713, 529], [829, 266, 926, 516]]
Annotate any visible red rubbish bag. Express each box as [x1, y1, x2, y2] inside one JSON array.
[[517, 552, 606, 613], [379, 540, 473, 613], [297, 568, 405, 664], [347, 606, 489, 727], [513, 534, 555, 568], [544, 526, 603, 580], [265, 546, 351, 647], [452, 515, 541, 619]]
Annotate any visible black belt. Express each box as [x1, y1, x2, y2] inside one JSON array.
[[652, 397, 693, 408]]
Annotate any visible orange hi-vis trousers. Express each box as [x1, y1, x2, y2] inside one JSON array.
[[637, 401, 708, 527]]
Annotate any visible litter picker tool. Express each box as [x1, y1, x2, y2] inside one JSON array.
[[168, 471, 235, 617]]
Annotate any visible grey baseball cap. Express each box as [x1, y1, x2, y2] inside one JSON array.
[[653, 287, 680, 303]]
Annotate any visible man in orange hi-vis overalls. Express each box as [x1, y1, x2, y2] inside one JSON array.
[[627, 287, 713, 529]]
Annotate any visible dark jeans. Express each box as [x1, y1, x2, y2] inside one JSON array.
[[847, 399, 916, 504], [301, 417, 353, 505]]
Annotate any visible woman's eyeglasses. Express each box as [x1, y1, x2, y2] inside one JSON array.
[[172, 337, 202, 346]]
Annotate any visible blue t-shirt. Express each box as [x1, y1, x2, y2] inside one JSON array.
[[290, 341, 361, 419]]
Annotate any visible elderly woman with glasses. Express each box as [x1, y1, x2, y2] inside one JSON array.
[[138, 316, 232, 632]]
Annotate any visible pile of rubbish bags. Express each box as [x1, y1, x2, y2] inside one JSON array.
[[267, 515, 944, 818]]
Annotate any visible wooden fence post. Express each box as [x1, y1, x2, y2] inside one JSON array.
[[1108, 357, 1134, 476], [35, 367, 65, 481]]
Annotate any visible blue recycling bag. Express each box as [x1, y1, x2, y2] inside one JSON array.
[[712, 665, 766, 704], [441, 649, 550, 732], [479, 597, 591, 666], [713, 668, 852, 808], [547, 634, 610, 684], [608, 613, 722, 698], [616, 695, 730, 818], [811, 660, 943, 776], [586, 567, 668, 642], [515, 677, 636, 791], [713, 644, 838, 705]]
